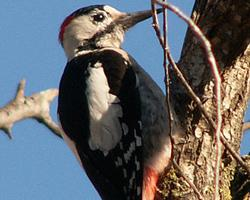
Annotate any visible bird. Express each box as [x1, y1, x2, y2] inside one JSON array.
[[57, 5, 173, 200]]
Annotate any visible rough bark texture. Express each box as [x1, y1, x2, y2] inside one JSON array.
[[157, 0, 250, 199], [1, 1, 249, 200], [231, 155, 250, 200]]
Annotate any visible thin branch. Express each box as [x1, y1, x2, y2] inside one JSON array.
[[151, 2, 203, 198], [243, 121, 250, 133], [173, 159, 204, 200], [0, 80, 63, 139], [162, 1, 175, 147], [167, 0, 249, 177], [168, 51, 250, 190], [15, 79, 25, 100], [167, 53, 250, 177], [151, 1, 164, 48], [151, 0, 173, 139], [154, 1, 223, 198]]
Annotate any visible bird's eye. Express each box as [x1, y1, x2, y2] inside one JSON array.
[[92, 13, 105, 22]]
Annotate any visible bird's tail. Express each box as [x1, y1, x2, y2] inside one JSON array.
[[142, 166, 159, 200]]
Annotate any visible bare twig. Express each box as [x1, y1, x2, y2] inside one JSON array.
[[153, 0, 250, 177], [151, 1, 164, 48], [162, 1, 175, 146], [151, 0, 173, 137], [167, 53, 250, 177], [153, 1, 223, 198], [243, 121, 250, 133], [0, 80, 63, 138], [158, 0, 250, 178], [152, 1, 250, 199], [151, 2, 203, 198], [173, 159, 204, 200]]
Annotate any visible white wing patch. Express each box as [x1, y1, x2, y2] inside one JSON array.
[[124, 141, 136, 163], [86, 61, 123, 156]]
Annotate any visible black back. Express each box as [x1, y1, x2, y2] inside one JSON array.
[[58, 49, 143, 200]]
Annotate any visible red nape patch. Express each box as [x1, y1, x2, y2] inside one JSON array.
[[143, 167, 159, 200], [59, 15, 74, 44]]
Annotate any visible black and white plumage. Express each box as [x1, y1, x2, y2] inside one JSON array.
[[58, 5, 173, 200]]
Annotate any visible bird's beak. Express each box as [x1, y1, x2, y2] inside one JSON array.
[[117, 8, 162, 30]]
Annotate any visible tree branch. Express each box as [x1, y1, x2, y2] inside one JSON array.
[[0, 80, 63, 138], [243, 121, 250, 133], [152, 0, 250, 199]]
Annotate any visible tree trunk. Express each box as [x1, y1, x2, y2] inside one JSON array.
[[157, 1, 250, 199], [1, 1, 249, 199]]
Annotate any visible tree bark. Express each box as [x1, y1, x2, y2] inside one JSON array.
[[1, 1, 249, 200], [157, 0, 250, 199]]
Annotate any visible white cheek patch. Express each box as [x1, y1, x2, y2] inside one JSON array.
[[64, 15, 96, 60], [86, 61, 123, 155]]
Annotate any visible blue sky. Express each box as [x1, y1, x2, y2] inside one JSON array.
[[0, 1, 249, 200]]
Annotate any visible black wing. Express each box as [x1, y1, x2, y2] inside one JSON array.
[[58, 49, 143, 200]]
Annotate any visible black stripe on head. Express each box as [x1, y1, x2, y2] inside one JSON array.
[[72, 5, 105, 18]]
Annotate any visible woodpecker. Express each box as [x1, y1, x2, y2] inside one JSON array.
[[58, 5, 173, 200]]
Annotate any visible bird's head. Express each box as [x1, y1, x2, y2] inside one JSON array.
[[59, 5, 161, 60]]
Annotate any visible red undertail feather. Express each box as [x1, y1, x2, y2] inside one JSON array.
[[143, 166, 159, 200]]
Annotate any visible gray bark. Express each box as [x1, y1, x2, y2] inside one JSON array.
[[156, 1, 250, 199]]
